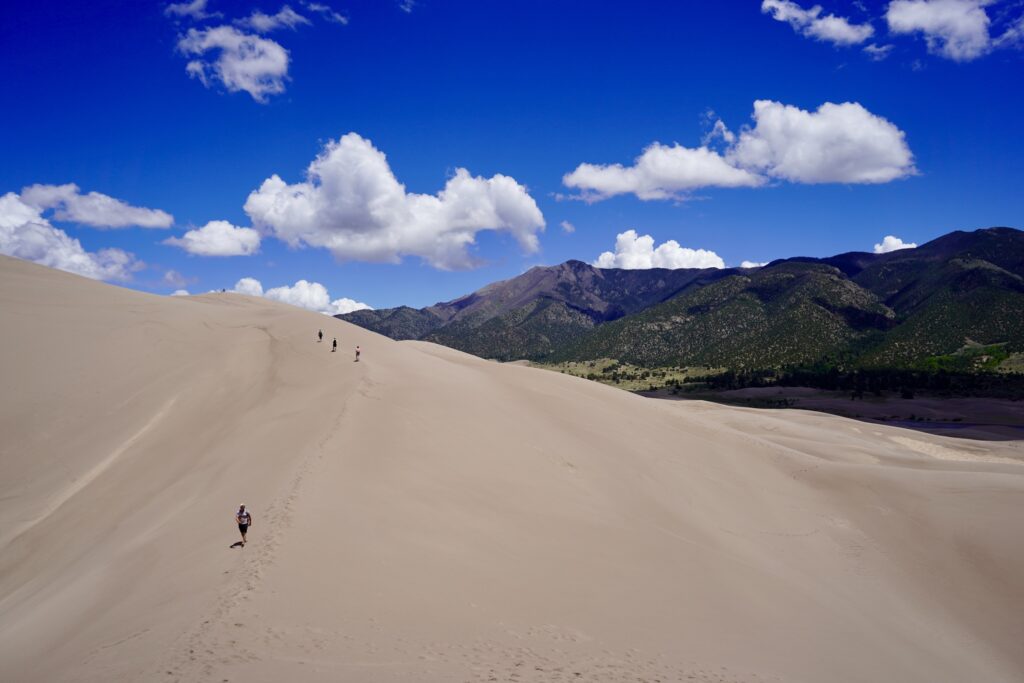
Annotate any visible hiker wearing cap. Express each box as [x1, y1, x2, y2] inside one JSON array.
[[236, 504, 252, 545]]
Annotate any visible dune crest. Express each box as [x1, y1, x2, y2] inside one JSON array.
[[1, 255, 1022, 683]]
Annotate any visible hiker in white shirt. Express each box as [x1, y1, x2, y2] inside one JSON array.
[[236, 504, 252, 545]]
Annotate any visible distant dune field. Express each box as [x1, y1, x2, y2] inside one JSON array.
[[1, 254, 1023, 683]]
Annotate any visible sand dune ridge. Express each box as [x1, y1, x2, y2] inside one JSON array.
[[1, 255, 1023, 683]]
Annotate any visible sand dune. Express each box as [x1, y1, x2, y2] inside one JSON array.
[[1, 254, 1023, 683]]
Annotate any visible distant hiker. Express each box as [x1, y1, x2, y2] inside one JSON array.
[[355, 345, 361, 362], [318, 329, 323, 343], [332, 338, 337, 352], [236, 504, 252, 545]]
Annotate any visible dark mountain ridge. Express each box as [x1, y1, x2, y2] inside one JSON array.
[[341, 227, 1024, 369], [344, 260, 737, 357]]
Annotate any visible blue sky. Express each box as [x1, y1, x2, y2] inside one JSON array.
[[2, 0, 1022, 311]]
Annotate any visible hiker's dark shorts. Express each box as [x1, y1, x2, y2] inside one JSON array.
[[239, 524, 249, 533]]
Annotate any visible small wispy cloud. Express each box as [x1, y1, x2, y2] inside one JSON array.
[[303, 1, 348, 25], [237, 5, 311, 33], [165, 0, 220, 20], [863, 43, 894, 60], [163, 269, 189, 288]]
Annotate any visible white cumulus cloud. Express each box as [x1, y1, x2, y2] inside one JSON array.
[[265, 279, 333, 310], [244, 132, 545, 270], [886, 0, 993, 61], [237, 5, 310, 32], [563, 100, 915, 201], [873, 235, 918, 253], [233, 277, 265, 296], [231, 277, 371, 315], [560, 220, 576, 234], [594, 230, 725, 270], [19, 183, 173, 229], [563, 143, 764, 202], [740, 260, 769, 268], [171, 289, 191, 296], [326, 296, 372, 315], [762, 0, 875, 45], [178, 26, 289, 103], [164, 220, 261, 256], [729, 100, 916, 184], [0, 192, 142, 281]]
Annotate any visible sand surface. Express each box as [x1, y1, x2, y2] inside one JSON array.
[[2, 254, 1023, 683]]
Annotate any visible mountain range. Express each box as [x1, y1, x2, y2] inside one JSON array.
[[340, 227, 1024, 370]]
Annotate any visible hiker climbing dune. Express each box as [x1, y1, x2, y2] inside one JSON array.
[[235, 504, 252, 546]]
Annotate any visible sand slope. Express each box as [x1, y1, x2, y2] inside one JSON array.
[[1, 254, 1023, 683]]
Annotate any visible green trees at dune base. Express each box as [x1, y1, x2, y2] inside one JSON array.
[[686, 365, 1024, 400]]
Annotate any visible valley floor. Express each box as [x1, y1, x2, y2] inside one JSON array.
[[643, 387, 1024, 441]]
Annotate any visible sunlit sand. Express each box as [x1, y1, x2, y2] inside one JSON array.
[[2, 255, 1023, 682]]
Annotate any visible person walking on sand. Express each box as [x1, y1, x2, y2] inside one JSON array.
[[332, 338, 337, 352], [355, 345, 361, 362], [236, 504, 252, 546], [318, 329, 323, 343]]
